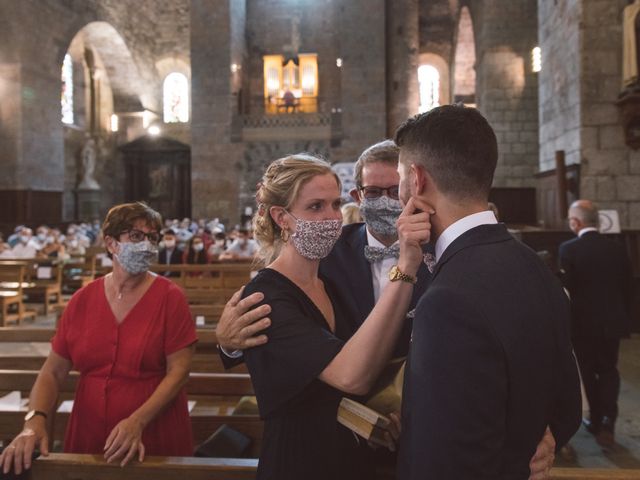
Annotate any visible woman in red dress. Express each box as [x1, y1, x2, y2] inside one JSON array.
[[0, 202, 197, 475]]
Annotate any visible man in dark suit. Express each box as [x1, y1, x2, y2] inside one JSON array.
[[158, 229, 183, 277], [559, 199, 633, 448], [395, 105, 581, 479]]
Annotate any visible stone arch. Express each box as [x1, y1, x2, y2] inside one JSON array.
[[59, 21, 150, 220], [452, 5, 476, 106]]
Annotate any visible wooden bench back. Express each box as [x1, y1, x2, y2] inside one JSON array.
[[24, 453, 258, 480]]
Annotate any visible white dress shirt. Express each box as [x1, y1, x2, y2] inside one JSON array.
[[578, 227, 598, 237], [366, 228, 399, 303], [434, 211, 498, 262]]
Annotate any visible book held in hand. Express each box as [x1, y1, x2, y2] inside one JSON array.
[[337, 397, 392, 449]]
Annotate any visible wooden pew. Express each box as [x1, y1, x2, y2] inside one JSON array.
[[62, 255, 96, 293], [0, 262, 37, 326], [550, 469, 640, 479], [18, 455, 640, 480], [23, 453, 258, 480], [0, 328, 248, 374], [0, 370, 261, 454], [23, 263, 64, 315]]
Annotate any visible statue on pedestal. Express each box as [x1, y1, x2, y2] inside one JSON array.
[[78, 135, 100, 190]]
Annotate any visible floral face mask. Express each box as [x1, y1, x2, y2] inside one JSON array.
[[285, 211, 342, 260]]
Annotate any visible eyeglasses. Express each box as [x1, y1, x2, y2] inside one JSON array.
[[358, 185, 400, 200], [122, 229, 160, 244]]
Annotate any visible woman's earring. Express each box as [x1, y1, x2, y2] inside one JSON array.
[[280, 227, 290, 243]]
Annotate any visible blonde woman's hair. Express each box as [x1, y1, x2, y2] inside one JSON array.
[[341, 202, 362, 225], [253, 153, 341, 265]]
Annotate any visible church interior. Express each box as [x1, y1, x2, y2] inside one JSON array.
[[1, 0, 640, 477]]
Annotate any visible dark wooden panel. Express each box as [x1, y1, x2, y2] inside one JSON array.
[[0, 190, 62, 230], [489, 187, 537, 224]]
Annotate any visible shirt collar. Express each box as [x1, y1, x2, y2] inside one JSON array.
[[578, 227, 598, 237], [365, 227, 398, 249], [435, 210, 498, 261]]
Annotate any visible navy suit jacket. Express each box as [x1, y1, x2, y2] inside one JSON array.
[[398, 224, 581, 480], [559, 231, 633, 339], [319, 222, 430, 357]]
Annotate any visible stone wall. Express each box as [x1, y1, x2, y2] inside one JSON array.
[[538, 0, 640, 229], [472, 0, 539, 188], [579, 0, 639, 229]]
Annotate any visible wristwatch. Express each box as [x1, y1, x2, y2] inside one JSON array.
[[24, 410, 47, 422], [388, 265, 417, 284]]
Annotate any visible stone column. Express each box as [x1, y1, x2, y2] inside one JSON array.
[[330, 0, 388, 162], [190, 0, 245, 224], [386, 0, 419, 137]]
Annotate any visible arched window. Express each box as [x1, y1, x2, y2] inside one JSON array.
[[61, 54, 74, 124], [163, 72, 189, 123], [418, 65, 440, 113]]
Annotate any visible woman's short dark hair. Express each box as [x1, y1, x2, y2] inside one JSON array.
[[394, 105, 498, 201], [102, 202, 162, 257]]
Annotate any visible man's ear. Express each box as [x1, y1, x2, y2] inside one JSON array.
[[349, 188, 361, 204], [410, 163, 428, 197]]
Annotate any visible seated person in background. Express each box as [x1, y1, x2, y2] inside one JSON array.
[[219, 228, 258, 261], [282, 89, 297, 112], [33, 225, 50, 250], [0, 227, 39, 258], [0, 202, 196, 476], [64, 230, 86, 256], [207, 232, 227, 262], [40, 230, 67, 259], [158, 229, 183, 277], [183, 235, 208, 267]]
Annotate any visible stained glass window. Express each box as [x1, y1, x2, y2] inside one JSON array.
[[163, 72, 189, 123], [418, 64, 440, 113], [61, 54, 74, 125]]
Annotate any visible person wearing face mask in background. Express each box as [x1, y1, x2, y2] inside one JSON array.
[[183, 235, 208, 265], [0, 227, 40, 258], [219, 228, 258, 261], [207, 232, 228, 262], [158, 229, 183, 277], [0, 202, 197, 476]]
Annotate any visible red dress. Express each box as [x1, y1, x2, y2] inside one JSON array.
[[52, 275, 197, 455]]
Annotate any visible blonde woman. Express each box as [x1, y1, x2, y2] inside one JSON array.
[[242, 154, 431, 480]]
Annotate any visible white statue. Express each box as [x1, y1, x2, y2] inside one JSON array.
[[78, 136, 100, 190], [623, 0, 640, 88]]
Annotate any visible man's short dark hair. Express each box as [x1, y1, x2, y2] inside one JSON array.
[[394, 105, 498, 201]]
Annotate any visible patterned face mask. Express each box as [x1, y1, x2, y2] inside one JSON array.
[[286, 211, 343, 260], [115, 240, 158, 275], [359, 195, 403, 238]]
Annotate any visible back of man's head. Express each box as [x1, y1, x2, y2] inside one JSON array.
[[394, 105, 498, 202], [569, 200, 599, 229]]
